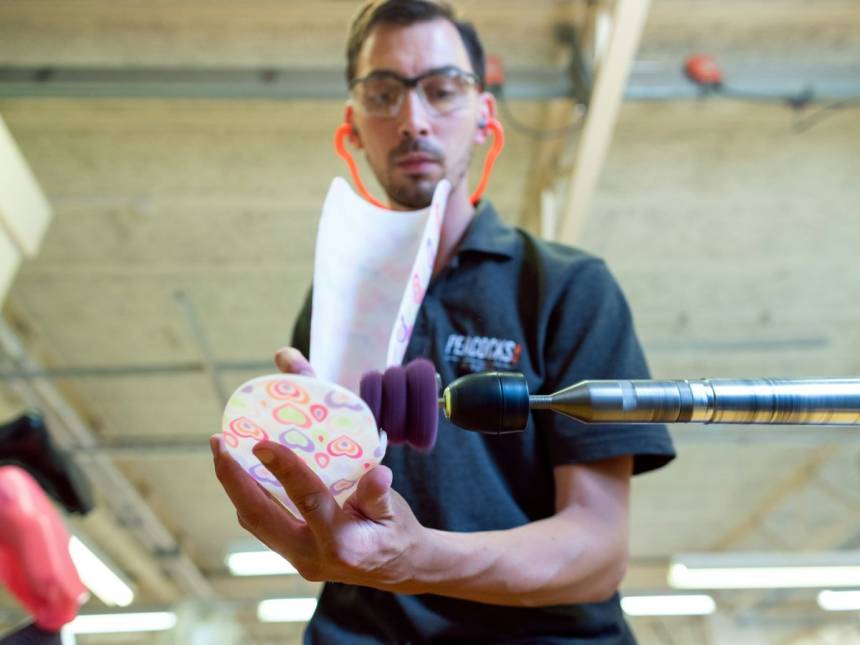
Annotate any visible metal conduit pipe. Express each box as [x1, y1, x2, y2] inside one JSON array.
[[0, 65, 858, 101]]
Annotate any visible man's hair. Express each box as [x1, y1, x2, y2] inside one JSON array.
[[346, 0, 485, 87]]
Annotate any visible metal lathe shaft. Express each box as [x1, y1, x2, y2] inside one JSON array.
[[528, 378, 860, 425]]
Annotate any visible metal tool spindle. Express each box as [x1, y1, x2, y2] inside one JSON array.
[[440, 374, 860, 434]]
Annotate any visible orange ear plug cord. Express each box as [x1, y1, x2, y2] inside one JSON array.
[[333, 118, 505, 210]]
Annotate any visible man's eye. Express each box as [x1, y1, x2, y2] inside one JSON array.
[[423, 77, 462, 100], [428, 87, 455, 100], [366, 85, 399, 105]]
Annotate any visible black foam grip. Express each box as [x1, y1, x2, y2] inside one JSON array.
[[405, 359, 439, 451], [381, 366, 408, 444]]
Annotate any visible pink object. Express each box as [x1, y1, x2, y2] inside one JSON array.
[[0, 465, 85, 632]]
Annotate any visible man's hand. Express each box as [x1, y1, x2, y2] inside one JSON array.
[[211, 347, 429, 591]]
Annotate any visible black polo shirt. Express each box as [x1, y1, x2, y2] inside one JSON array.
[[293, 201, 675, 644]]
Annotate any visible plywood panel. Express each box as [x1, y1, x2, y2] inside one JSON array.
[[640, 0, 860, 66], [584, 100, 860, 382]]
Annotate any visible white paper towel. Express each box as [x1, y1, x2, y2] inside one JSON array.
[[310, 177, 450, 393]]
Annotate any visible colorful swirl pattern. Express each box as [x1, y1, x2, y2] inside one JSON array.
[[327, 435, 363, 459], [310, 403, 328, 423], [324, 390, 365, 411], [267, 379, 310, 404], [329, 478, 357, 496], [279, 428, 315, 453], [273, 402, 312, 428], [229, 417, 269, 441], [249, 463, 281, 487]]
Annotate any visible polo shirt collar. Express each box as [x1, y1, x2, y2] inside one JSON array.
[[455, 200, 517, 260]]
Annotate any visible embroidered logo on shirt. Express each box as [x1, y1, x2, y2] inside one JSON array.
[[443, 334, 522, 372]]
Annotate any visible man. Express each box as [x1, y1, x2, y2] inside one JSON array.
[[212, 1, 675, 642]]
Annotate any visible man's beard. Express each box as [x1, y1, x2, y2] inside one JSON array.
[[384, 138, 445, 209], [387, 176, 437, 209]]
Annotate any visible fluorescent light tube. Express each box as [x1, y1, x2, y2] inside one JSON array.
[[621, 594, 716, 616], [68, 536, 134, 607], [63, 612, 176, 634], [669, 552, 860, 590], [226, 550, 298, 576], [257, 598, 318, 623], [817, 589, 860, 611], [670, 563, 860, 590]]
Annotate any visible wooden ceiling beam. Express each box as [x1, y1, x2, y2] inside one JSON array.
[[556, 0, 651, 245]]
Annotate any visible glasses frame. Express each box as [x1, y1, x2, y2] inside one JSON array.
[[348, 65, 482, 119]]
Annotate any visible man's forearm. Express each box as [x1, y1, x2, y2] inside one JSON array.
[[380, 505, 628, 607]]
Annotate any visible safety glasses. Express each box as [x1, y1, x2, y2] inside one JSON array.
[[349, 66, 481, 118]]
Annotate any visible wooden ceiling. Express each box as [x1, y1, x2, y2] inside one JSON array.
[[1, 2, 859, 643]]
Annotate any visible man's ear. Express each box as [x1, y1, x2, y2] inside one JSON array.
[[474, 91, 497, 145], [344, 103, 363, 149]]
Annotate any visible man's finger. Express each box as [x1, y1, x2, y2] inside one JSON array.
[[211, 434, 305, 545], [274, 347, 315, 376], [253, 440, 339, 534], [209, 434, 220, 458]]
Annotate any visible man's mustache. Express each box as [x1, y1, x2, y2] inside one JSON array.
[[389, 138, 444, 163]]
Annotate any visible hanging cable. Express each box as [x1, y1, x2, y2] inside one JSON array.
[[683, 54, 860, 132], [492, 85, 587, 140]]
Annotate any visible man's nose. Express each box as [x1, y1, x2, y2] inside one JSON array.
[[398, 89, 432, 139]]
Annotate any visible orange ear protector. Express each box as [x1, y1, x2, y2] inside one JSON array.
[[334, 118, 505, 210]]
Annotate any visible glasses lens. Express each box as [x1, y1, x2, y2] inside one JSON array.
[[352, 69, 477, 118], [356, 76, 404, 117], [419, 71, 475, 115]]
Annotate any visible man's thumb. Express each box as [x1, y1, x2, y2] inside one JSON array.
[[352, 465, 395, 520]]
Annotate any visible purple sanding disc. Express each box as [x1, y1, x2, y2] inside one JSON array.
[[405, 358, 439, 451], [381, 365, 408, 444], [359, 370, 383, 428]]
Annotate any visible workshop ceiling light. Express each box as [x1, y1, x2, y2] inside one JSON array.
[[226, 550, 298, 576], [621, 594, 716, 616], [257, 598, 318, 623], [817, 589, 860, 611], [63, 611, 176, 634], [670, 552, 860, 590], [68, 536, 134, 607]]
